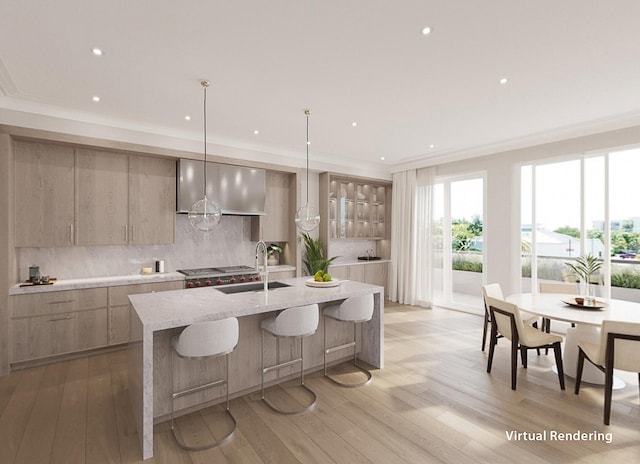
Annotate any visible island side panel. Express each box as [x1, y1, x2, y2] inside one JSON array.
[[360, 290, 384, 368], [127, 305, 151, 459]]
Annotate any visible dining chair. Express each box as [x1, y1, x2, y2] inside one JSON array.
[[574, 320, 640, 425], [481, 284, 539, 352], [485, 296, 566, 391], [539, 281, 579, 335]]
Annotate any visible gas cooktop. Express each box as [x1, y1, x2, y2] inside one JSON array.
[[177, 265, 256, 277]]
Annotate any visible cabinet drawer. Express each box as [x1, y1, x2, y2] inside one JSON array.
[[11, 307, 108, 363], [108, 280, 183, 306], [12, 288, 108, 317]]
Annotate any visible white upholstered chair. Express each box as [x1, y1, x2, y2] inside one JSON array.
[[261, 304, 319, 414], [575, 320, 640, 425], [485, 296, 566, 391], [170, 318, 239, 450], [482, 284, 539, 352], [323, 294, 374, 387]]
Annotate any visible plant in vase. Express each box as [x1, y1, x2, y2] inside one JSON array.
[[300, 232, 338, 276], [564, 254, 602, 300], [266, 244, 283, 266]]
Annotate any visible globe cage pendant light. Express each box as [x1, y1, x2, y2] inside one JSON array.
[[294, 110, 320, 232], [188, 80, 222, 232]]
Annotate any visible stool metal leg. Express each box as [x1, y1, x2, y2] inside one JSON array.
[[261, 329, 317, 415], [170, 351, 237, 451], [323, 316, 373, 388]]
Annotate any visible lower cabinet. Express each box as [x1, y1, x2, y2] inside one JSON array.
[[11, 288, 109, 363], [329, 262, 388, 295], [108, 280, 183, 345], [267, 270, 296, 280], [10, 280, 184, 364]]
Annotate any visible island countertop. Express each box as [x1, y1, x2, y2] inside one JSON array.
[[129, 276, 383, 332]]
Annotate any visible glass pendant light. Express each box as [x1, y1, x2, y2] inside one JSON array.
[[188, 80, 222, 232], [295, 109, 320, 232]]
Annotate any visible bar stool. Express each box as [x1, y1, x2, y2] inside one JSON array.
[[170, 318, 239, 451], [261, 304, 319, 414], [323, 294, 374, 387]]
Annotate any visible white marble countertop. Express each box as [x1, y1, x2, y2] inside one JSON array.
[[129, 276, 383, 332], [9, 272, 185, 295], [330, 258, 391, 266]]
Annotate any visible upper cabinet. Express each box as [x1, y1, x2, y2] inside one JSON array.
[[128, 156, 175, 245], [14, 141, 176, 247], [75, 149, 129, 245], [321, 173, 391, 240], [15, 142, 75, 247], [251, 170, 294, 243]]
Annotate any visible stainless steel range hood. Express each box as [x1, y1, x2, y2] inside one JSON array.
[[177, 159, 266, 215]]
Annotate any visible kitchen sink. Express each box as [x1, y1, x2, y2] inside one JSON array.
[[215, 281, 291, 294]]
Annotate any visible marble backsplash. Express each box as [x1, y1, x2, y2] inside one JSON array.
[[16, 215, 259, 281], [329, 240, 378, 263]]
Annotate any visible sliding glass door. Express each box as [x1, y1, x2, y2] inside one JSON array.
[[433, 175, 485, 314]]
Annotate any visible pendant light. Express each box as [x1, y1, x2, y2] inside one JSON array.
[[188, 80, 222, 232], [294, 109, 320, 232]]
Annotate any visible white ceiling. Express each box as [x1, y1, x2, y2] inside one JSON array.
[[1, 0, 640, 174]]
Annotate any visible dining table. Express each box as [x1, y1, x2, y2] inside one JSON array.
[[506, 293, 640, 386]]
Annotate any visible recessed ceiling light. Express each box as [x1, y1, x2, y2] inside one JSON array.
[[352, 122, 357, 127], [429, 144, 435, 148], [380, 157, 385, 161], [184, 115, 191, 121], [92, 96, 100, 102], [91, 48, 103, 56], [421, 26, 432, 35], [500, 77, 508, 84], [254, 130, 259, 135]]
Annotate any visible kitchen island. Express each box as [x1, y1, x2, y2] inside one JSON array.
[[128, 276, 384, 460]]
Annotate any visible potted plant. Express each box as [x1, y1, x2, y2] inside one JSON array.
[[565, 254, 602, 298], [300, 232, 338, 276], [267, 244, 283, 266]]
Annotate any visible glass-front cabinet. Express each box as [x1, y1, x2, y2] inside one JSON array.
[[326, 176, 389, 240]]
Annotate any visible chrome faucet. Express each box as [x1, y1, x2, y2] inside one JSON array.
[[255, 240, 269, 291]]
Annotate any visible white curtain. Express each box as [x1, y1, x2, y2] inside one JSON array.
[[415, 167, 435, 307], [390, 170, 417, 304], [390, 167, 435, 307]]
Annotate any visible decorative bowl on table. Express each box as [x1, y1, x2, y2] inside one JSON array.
[[561, 297, 608, 310], [305, 278, 340, 288]]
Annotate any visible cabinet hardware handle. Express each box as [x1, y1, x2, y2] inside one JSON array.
[[69, 223, 74, 245], [124, 225, 128, 242], [49, 315, 73, 322], [48, 299, 75, 305]]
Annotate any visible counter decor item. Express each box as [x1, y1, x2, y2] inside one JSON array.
[[300, 232, 337, 275], [267, 244, 283, 266], [564, 254, 602, 299]]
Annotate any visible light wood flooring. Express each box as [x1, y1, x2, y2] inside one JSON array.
[[1, 302, 639, 464]]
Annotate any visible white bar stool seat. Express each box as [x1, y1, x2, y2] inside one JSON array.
[[170, 318, 239, 451], [323, 294, 374, 387], [261, 304, 319, 414]]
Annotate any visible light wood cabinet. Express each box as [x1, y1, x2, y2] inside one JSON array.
[[128, 156, 176, 245], [108, 280, 183, 345], [329, 262, 388, 295], [251, 171, 292, 242], [14, 142, 176, 247], [11, 288, 109, 363], [14, 141, 75, 247], [267, 270, 296, 281], [75, 149, 129, 245], [325, 175, 390, 240]]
